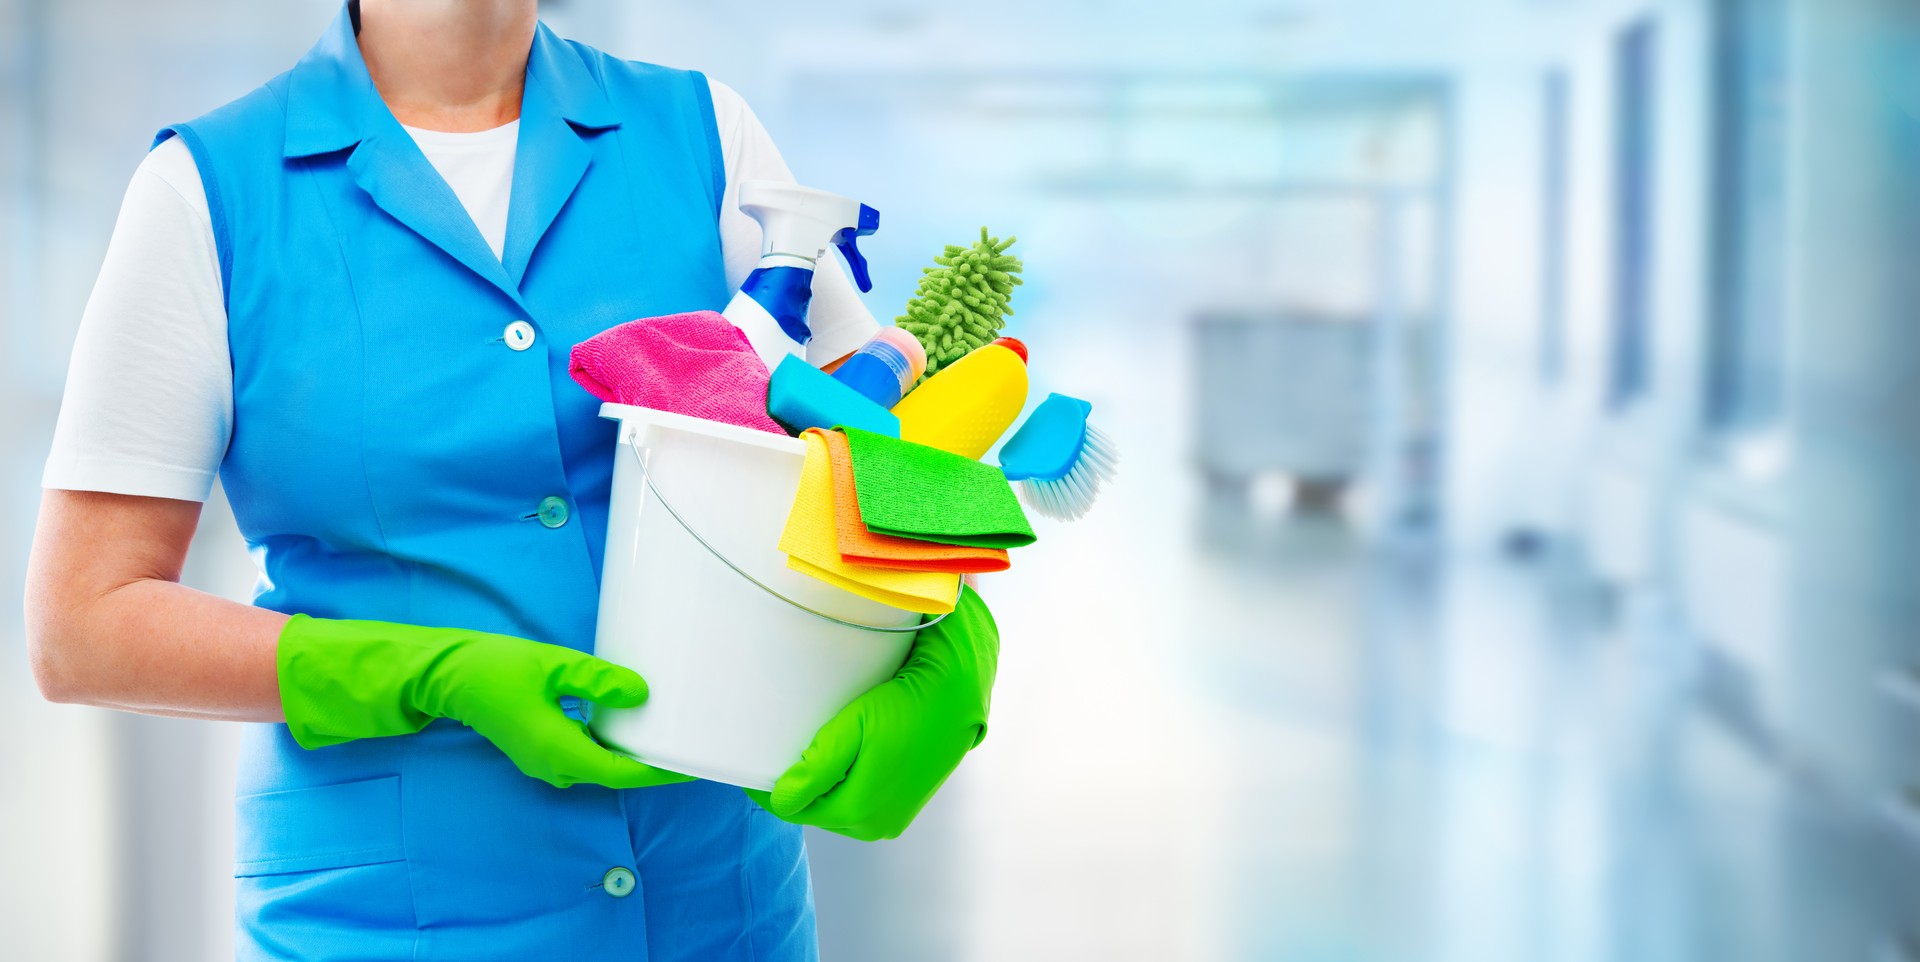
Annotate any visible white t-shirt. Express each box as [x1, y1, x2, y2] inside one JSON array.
[[42, 79, 878, 503]]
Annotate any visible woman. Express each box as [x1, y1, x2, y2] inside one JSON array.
[[23, 1, 998, 958]]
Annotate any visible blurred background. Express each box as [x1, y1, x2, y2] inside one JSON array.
[[4, 0, 1918, 959]]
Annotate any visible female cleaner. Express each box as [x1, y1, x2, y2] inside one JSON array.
[[23, 1, 998, 958]]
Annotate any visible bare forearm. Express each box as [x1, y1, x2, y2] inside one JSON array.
[[42, 579, 287, 721], [26, 489, 288, 722]]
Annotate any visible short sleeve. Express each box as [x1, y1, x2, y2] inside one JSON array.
[[707, 78, 880, 366], [42, 137, 233, 503]]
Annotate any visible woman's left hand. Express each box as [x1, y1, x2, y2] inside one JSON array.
[[746, 586, 999, 841]]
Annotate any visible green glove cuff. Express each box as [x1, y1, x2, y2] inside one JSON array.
[[277, 614, 446, 749], [275, 615, 685, 790], [761, 585, 1001, 839], [907, 586, 1000, 749]]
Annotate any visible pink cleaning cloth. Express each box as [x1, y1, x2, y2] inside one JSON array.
[[569, 310, 787, 435]]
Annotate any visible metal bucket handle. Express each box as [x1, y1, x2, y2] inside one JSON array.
[[624, 429, 953, 633]]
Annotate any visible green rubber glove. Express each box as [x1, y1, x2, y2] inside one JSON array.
[[277, 615, 691, 790], [747, 586, 999, 840]]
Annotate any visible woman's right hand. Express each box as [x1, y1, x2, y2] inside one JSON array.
[[278, 616, 691, 790]]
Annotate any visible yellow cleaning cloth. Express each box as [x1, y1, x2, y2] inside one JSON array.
[[779, 430, 960, 614]]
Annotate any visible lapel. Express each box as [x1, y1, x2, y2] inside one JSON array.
[[501, 24, 620, 287], [346, 121, 519, 301], [282, 7, 622, 306]]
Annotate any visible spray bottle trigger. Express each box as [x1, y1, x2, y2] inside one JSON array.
[[837, 239, 874, 292], [832, 204, 881, 293]]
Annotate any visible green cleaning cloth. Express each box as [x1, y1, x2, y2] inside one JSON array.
[[839, 425, 1036, 549]]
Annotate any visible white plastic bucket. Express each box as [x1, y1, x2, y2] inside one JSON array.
[[588, 402, 926, 790]]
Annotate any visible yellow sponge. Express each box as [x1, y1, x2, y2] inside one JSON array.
[[890, 339, 1028, 459]]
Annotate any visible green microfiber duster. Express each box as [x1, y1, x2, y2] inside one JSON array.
[[895, 228, 1023, 381], [839, 426, 1036, 550]]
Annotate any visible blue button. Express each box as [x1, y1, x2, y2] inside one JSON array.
[[537, 496, 570, 529], [602, 866, 635, 898]]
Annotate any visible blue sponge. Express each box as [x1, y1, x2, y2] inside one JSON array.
[[766, 354, 901, 438]]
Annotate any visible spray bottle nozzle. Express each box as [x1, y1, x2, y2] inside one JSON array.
[[833, 204, 881, 293], [739, 182, 881, 294]]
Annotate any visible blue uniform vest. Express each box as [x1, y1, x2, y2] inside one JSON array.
[[161, 8, 815, 959]]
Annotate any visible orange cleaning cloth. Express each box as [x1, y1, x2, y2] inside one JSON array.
[[816, 428, 1011, 574]]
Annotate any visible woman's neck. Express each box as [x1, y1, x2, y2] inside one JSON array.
[[356, 0, 538, 132]]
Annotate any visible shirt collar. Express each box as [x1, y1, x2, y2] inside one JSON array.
[[283, 3, 619, 159]]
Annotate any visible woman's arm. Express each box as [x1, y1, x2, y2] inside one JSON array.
[[30, 136, 279, 720], [28, 490, 692, 788], [25, 489, 287, 721]]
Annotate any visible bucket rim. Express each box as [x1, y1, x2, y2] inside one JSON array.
[[599, 402, 806, 456], [603, 407, 951, 632]]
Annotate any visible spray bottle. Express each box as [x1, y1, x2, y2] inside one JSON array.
[[723, 180, 880, 370]]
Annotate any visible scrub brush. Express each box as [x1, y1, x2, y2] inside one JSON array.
[[896, 229, 1023, 381], [997, 393, 1117, 521]]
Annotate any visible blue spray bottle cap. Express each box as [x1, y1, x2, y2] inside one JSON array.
[[832, 204, 881, 292]]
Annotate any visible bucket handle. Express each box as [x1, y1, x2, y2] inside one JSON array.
[[624, 430, 953, 633]]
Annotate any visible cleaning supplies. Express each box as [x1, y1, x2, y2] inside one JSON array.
[[830, 328, 926, 408], [778, 430, 961, 614], [998, 393, 1118, 521], [820, 428, 1010, 574], [839, 426, 1035, 549], [568, 311, 786, 435], [766, 355, 900, 437], [890, 338, 1029, 459], [724, 181, 880, 370], [896, 229, 1023, 380]]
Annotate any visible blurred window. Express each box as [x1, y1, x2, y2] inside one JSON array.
[[1609, 19, 1659, 412], [1705, 0, 1790, 434], [1540, 70, 1570, 385]]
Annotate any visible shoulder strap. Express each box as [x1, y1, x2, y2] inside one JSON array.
[[684, 70, 725, 222], [153, 126, 234, 312], [583, 49, 728, 223]]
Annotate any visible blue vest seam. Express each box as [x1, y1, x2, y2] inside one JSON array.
[[157, 125, 235, 313], [295, 154, 405, 574], [686, 69, 725, 223], [738, 803, 765, 962]]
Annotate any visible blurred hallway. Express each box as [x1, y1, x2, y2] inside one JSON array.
[[808, 462, 1814, 962]]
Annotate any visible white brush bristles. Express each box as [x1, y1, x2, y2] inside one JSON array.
[[1015, 424, 1117, 521]]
